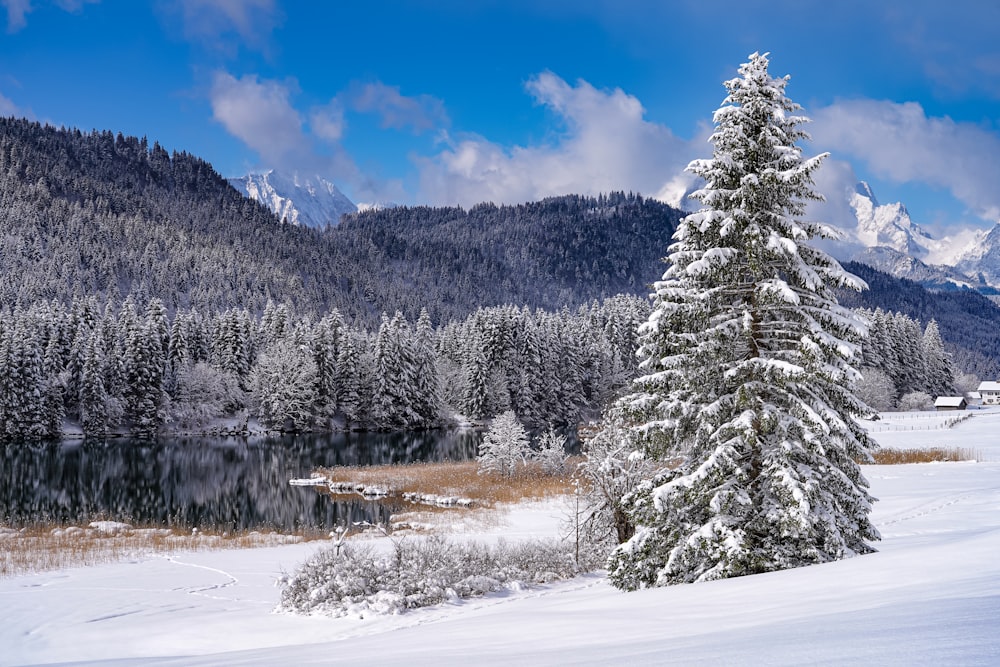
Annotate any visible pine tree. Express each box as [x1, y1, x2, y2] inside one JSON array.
[[250, 337, 318, 431], [922, 319, 954, 397], [608, 53, 879, 589], [335, 330, 362, 425], [411, 309, 443, 426], [79, 330, 111, 437]]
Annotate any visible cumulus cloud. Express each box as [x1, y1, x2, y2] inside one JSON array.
[[2, 0, 96, 32], [2, 0, 29, 30], [349, 82, 448, 134], [0, 90, 20, 116], [417, 72, 695, 207], [208, 71, 407, 203], [209, 72, 308, 167], [812, 99, 1000, 223], [309, 101, 345, 142], [169, 0, 279, 51]]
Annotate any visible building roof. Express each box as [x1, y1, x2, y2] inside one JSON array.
[[935, 396, 967, 407], [978, 381, 1000, 392]]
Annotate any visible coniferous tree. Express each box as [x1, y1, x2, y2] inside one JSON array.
[[250, 337, 318, 431], [411, 308, 443, 426], [922, 319, 954, 397], [79, 330, 112, 436], [335, 330, 362, 426], [608, 53, 879, 589]]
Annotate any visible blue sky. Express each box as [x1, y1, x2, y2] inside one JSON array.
[[1, 1, 998, 234]]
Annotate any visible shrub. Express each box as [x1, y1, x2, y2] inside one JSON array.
[[277, 536, 599, 617], [533, 427, 569, 476], [897, 391, 933, 412]]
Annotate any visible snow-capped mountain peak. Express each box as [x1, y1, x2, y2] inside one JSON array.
[[849, 181, 933, 257], [229, 170, 357, 229], [854, 181, 878, 206]]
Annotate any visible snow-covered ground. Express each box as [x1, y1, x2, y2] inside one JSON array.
[[3, 411, 1000, 666]]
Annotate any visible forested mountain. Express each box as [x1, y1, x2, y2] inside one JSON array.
[[0, 118, 333, 316], [0, 118, 680, 324], [332, 194, 681, 321], [2, 118, 999, 385], [840, 261, 1000, 377]]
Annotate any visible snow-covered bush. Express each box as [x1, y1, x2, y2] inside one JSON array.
[[277, 536, 595, 617], [533, 427, 569, 475], [477, 411, 531, 478], [898, 391, 933, 412]]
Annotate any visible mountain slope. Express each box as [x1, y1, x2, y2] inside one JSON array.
[[229, 170, 357, 228], [2, 119, 998, 373], [0, 119, 679, 323], [839, 261, 1000, 376]]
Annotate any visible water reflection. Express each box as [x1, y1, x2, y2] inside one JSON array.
[[0, 430, 481, 532]]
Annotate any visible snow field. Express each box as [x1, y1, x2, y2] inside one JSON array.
[[1, 411, 999, 665]]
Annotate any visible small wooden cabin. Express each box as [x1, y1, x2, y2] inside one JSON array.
[[934, 396, 967, 411]]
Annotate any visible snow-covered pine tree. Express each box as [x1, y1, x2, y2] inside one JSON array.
[[335, 330, 362, 426], [371, 312, 419, 429], [921, 319, 954, 398], [608, 52, 879, 589], [411, 308, 443, 427], [890, 313, 925, 396], [250, 337, 318, 431], [79, 330, 111, 437]]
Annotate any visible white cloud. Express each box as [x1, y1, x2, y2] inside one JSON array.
[[0, 90, 20, 116], [309, 101, 345, 143], [349, 82, 448, 134], [1, 0, 97, 32], [170, 0, 279, 51], [417, 72, 694, 207], [2, 0, 32, 31], [209, 72, 308, 167], [812, 99, 1000, 224], [208, 71, 406, 203]]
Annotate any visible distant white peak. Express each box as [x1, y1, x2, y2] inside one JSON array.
[[844, 180, 991, 277], [848, 182, 933, 257], [230, 170, 357, 228], [854, 181, 878, 206]]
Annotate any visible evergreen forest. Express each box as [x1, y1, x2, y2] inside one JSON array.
[[1, 117, 998, 439]]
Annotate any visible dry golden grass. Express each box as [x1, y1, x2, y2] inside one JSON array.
[[318, 458, 582, 506], [869, 447, 980, 464], [0, 524, 323, 578]]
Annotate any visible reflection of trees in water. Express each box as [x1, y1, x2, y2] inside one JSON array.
[[0, 430, 481, 531]]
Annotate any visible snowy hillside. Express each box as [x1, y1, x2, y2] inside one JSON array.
[[3, 410, 1000, 665], [230, 170, 357, 228]]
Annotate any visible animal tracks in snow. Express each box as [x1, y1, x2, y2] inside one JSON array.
[[162, 555, 241, 601]]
